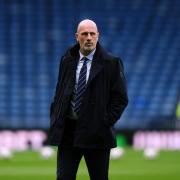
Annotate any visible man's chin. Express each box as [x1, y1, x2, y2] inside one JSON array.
[[84, 49, 93, 55], [81, 47, 95, 55], [85, 46, 95, 52]]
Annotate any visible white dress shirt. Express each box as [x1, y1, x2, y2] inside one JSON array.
[[75, 49, 96, 84], [68, 49, 96, 119]]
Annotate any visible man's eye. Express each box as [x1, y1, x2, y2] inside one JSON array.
[[81, 32, 96, 36], [90, 33, 95, 36], [82, 33, 88, 36]]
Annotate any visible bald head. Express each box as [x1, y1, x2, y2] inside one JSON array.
[[77, 19, 98, 33], [75, 19, 99, 56]]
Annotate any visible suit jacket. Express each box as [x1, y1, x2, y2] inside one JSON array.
[[48, 42, 128, 149]]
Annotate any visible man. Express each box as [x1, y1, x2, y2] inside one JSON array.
[[48, 19, 128, 180]]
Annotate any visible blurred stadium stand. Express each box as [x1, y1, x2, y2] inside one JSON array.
[[0, 0, 179, 130]]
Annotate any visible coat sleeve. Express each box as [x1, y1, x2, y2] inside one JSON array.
[[50, 56, 65, 117], [106, 58, 128, 126]]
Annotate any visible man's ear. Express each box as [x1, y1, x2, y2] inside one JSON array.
[[97, 32, 99, 41], [75, 33, 78, 42]]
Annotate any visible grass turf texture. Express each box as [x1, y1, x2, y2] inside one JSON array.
[[0, 148, 180, 180]]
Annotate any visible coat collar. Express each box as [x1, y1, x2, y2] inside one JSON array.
[[64, 42, 108, 61], [64, 42, 108, 86]]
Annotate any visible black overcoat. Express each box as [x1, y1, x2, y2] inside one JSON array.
[[48, 42, 128, 149]]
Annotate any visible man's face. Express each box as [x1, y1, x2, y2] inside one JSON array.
[[76, 23, 99, 56]]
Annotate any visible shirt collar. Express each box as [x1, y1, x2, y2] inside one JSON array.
[[79, 48, 96, 61]]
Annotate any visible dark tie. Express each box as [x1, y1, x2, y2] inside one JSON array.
[[74, 57, 88, 114]]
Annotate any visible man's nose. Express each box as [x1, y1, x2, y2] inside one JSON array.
[[87, 33, 92, 39]]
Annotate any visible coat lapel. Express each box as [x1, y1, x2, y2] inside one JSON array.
[[63, 42, 105, 87], [87, 57, 103, 86], [66, 56, 79, 85]]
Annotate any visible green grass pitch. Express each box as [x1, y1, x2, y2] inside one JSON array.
[[0, 148, 180, 180]]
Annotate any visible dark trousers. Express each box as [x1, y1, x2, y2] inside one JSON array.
[[56, 118, 110, 180]]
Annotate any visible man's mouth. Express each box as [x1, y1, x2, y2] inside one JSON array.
[[86, 43, 93, 46]]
